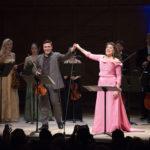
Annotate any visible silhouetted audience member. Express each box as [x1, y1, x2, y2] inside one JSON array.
[[51, 133, 65, 150], [2, 124, 11, 144], [112, 129, 125, 150], [66, 124, 95, 150], [36, 128, 53, 150], [10, 128, 28, 150], [0, 124, 150, 150], [39, 128, 52, 141]]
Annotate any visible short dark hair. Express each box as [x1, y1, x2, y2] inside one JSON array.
[[43, 40, 53, 46], [116, 40, 125, 47], [147, 33, 150, 37]]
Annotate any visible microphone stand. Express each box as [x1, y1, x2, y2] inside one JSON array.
[[63, 59, 75, 136], [30, 75, 40, 136]]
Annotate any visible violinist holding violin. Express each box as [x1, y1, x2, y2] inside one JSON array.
[[136, 33, 150, 123], [0, 38, 20, 123], [33, 40, 76, 130], [63, 55, 82, 122]]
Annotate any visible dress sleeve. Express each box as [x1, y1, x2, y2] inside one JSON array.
[[115, 61, 123, 87], [85, 52, 101, 62]]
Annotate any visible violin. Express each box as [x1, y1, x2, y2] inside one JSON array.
[[35, 84, 47, 96], [11, 69, 20, 89], [11, 62, 24, 89], [33, 63, 47, 96], [70, 82, 81, 101], [144, 93, 150, 110], [143, 74, 150, 110]]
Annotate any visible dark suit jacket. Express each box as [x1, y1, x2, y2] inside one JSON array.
[[136, 47, 148, 69], [121, 52, 130, 75], [33, 50, 73, 89]]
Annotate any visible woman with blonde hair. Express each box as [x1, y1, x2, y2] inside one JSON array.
[[0, 38, 19, 122]]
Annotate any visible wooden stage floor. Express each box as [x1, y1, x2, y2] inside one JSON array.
[[0, 115, 150, 142]]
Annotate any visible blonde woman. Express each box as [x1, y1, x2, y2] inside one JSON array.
[[0, 38, 19, 122]]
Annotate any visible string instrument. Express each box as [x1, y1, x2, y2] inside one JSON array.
[[11, 62, 24, 89], [120, 52, 137, 105], [144, 77, 150, 110], [11, 69, 20, 89], [32, 62, 47, 96], [70, 82, 81, 101], [144, 93, 150, 110], [35, 83, 47, 96], [122, 52, 136, 63], [139, 56, 150, 110]]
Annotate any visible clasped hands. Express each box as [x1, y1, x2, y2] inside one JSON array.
[[70, 43, 81, 52]]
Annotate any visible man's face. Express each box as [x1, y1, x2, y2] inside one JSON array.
[[116, 43, 124, 52], [43, 43, 53, 55], [146, 35, 150, 46]]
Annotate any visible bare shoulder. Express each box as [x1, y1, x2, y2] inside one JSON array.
[[114, 58, 120, 62]]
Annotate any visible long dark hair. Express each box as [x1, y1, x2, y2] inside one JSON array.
[[106, 42, 122, 62]]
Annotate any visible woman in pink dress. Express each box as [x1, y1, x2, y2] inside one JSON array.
[[74, 42, 132, 133]]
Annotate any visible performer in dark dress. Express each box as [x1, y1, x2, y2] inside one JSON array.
[[63, 55, 82, 122]]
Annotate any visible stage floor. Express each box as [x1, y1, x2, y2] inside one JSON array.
[[0, 115, 150, 142]]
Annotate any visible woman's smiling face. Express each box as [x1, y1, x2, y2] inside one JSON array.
[[105, 44, 114, 57]]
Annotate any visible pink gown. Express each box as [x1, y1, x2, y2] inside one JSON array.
[[86, 52, 132, 133]]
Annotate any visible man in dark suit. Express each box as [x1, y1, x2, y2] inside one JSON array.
[[33, 40, 76, 129], [136, 33, 150, 122], [116, 40, 130, 75]]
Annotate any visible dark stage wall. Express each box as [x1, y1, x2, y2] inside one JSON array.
[[0, 0, 150, 113]]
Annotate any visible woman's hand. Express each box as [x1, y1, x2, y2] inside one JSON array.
[[64, 76, 68, 79], [147, 56, 150, 61], [73, 43, 81, 50], [113, 91, 119, 99], [14, 64, 18, 69], [35, 71, 41, 76], [73, 43, 88, 56], [142, 61, 148, 68], [70, 44, 76, 53]]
